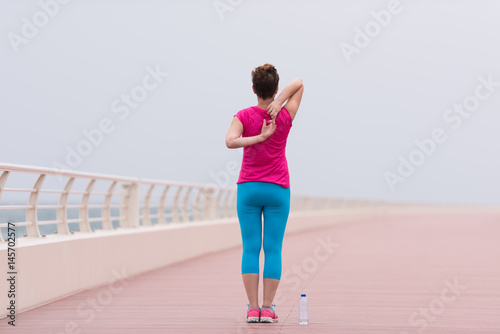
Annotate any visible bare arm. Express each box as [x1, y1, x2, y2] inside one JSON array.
[[225, 117, 276, 149], [267, 78, 304, 121]]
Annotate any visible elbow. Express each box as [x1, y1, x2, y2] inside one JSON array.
[[226, 138, 235, 149]]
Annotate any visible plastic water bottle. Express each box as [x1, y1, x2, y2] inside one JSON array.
[[299, 294, 308, 325]]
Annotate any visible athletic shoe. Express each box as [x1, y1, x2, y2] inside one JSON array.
[[260, 304, 278, 323], [246, 304, 260, 323]]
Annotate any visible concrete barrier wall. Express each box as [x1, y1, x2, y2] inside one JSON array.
[[1, 206, 499, 319]]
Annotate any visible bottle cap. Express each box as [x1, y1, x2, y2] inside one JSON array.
[[301, 294, 306, 297]]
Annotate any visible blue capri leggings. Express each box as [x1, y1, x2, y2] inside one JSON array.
[[236, 181, 291, 280]]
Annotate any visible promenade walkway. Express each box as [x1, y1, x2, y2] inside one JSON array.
[[1, 212, 499, 333]]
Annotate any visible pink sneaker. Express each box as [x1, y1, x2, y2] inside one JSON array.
[[246, 305, 260, 323], [260, 304, 278, 323]]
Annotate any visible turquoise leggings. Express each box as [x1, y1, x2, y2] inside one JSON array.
[[236, 181, 290, 280]]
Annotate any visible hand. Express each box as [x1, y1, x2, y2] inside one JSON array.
[[260, 118, 276, 140], [267, 100, 282, 119]]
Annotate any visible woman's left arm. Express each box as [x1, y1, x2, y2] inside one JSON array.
[[226, 117, 275, 149]]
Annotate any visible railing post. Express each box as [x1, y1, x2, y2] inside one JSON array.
[[142, 185, 155, 226], [231, 190, 237, 217], [158, 185, 170, 224], [216, 189, 225, 219], [102, 181, 117, 230], [79, 179, 95, 232], [0, 171, 9, 203], [181, 186, 193, 222], [223, 190, 232, 218], [321, 197, 329, 210], [172, 186, 183, 223], [289, 195, 295, 212], [0, 171, 10, 242], [201, 187, 216, 220], [56, 177, 74, 235], [120, 182, 139, 228], [193, 187, 203, 221], [26, 174, 45, 238], [303, 196, 311, 212], [330, 199, 336, 209]]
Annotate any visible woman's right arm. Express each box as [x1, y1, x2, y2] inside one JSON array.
[[267, 78, 304, 121], [226, 117, 276, 149]]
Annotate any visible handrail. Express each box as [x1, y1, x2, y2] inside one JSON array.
[[0, 162, 330, 242], [0, 162, 231, 190]]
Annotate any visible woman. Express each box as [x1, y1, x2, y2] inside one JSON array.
[[225, 63, 304, 323]]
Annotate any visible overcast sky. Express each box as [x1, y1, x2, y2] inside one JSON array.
[[1, 0, 499, 205]]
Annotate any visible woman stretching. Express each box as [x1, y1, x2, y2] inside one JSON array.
[[225, 63, 304, 323]]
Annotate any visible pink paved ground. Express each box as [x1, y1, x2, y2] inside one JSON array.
[[2, 213, 500, 333]]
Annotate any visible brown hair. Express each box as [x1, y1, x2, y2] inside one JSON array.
[[251, 63, 279, 99]]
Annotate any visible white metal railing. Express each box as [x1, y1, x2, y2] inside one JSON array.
[[0, 162, 340, 242]]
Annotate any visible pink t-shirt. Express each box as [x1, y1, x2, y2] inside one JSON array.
[[233, 106, 293, 189]]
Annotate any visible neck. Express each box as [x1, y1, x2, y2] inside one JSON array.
[[256, 97, 274, 110]]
